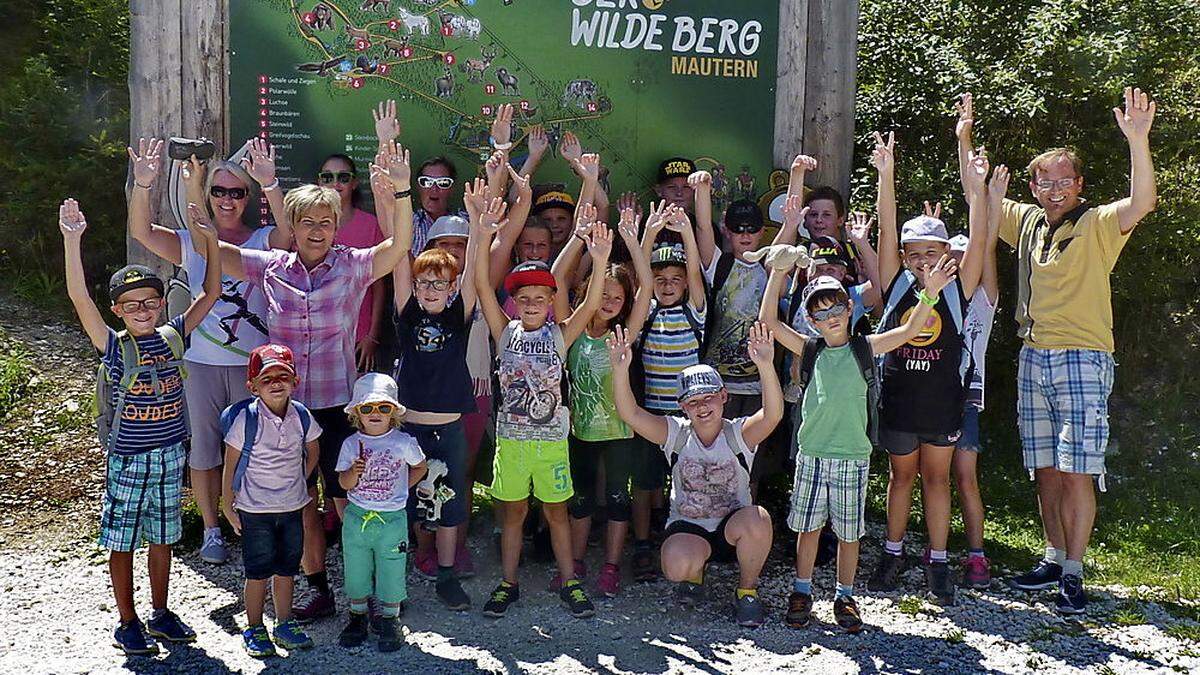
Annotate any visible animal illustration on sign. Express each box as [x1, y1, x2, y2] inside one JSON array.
[[446, 14, 482, 39], [460, 44, 497, 83], [496, 67, 520, 95], [435, 65, 455, 98], [360, 0, 389, 12], [562, 79, 598, 109], [382, 37, 410, 59], [312, 3, 333, 30], [396, 7, 430, 35]]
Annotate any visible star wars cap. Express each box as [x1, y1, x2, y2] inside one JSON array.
[[108, 264, 165, 303], [657, 157, 696, 183], [900, 216, 951, 245], [677, 364, 725, 403]]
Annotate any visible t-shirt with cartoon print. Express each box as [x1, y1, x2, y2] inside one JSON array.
[[335, 429, 426, 512], [662, 415, 756, 532], [702, 256, 767, 394], [496, 320, 569, 442]]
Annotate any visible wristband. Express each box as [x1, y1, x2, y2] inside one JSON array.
[[393, 189, 412, 199], [917, 289, 939, 307], [134, 181, 153, 190], [573, 232, 587, 243], [261, 179, 280, 192], [490, 137, 513, 151]]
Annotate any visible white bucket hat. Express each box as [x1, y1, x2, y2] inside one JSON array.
[[343, 372, 406, 416]]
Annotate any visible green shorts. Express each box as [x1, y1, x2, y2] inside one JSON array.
[[490, 437, 573, 504]]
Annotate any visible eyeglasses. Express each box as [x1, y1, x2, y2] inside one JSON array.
[[417, 176, 455, 190], [414, 279, 453, 291], [1034, 177, 1079, 191], [318, 171, 355, 185], [357, 402, 396, 415], [119, 297, 164, 313], [210, 186, 248, 200], [809, 303, 848, 322]]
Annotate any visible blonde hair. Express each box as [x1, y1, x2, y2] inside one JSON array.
[[204, 161, 260, 227], [1026, 148, 1082, 179], [347, 402, 406, 432], [284, 184, 342, 229]]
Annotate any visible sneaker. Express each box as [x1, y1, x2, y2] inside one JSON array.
[[925, 561, 957, 606], [867, 551, 908, 592], [962, 555, 992, 589], [146, 609, 196, 642], [559, 579, 596, 618], [454, 544, 476, 579], [735, 593, 765, 628], [272, 618, 314, 650], [833, 596, 864, 633], [785, 591, 813, 628], [337, 612, 370, 648], [413, 548, 438, 580], [597, 563, 621, 598], [241, 624, 275, 658], [482, 582, 520, 618], [1055, 574, 1087, 615], [200, 529, 228, 564], [549, 560, 588, 592], [1007, 560, 1062, 591], [814, 524, 838, 568], [293, 589, 336, 623], [633, 546, 658, 583], [375, 616, 403, 652], [675, 581, 704, 608], [436, 577, 472, 611], [113, 619, 159, 656]]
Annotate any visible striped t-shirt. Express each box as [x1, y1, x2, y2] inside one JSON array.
[[101, 316, 189, 454], [640, 300, 706, 412]]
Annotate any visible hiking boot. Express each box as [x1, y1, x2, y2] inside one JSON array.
[[785, 591, 813, 628], [482, 582, 520, 618], [597, 563, 621, 598], [867, 551, 908, 592], [1055, 574, 1087, 615], [436, 576, 472, 611], [735, 593, 765, 628], [376, 617, 404, 652], [199, 529, 228, 564], [413, 548, 438, 580], [925, 561, 957, 606], [833, 596, 864, 633], [1007, 560, 1062, 591], [293, 589, 336, 623], [962, 555, 992, 589], [559, 579, 596, 618], [113, 619, 159, 656], [241, 624, 275, 658], [633, 545, 658, 583], [549, 560, 588, 592], [338, 612, 370, 648], [675, 581, 704, 608], [455, 544, 476, 579], [272, 618, 314, 650], [815, 524, 838, 568], [146, 609, 196, 642]]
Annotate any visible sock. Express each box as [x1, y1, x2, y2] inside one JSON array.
[[792, 578, 812, 595], [378, 604, 399, 618], [1061, 559, 1084, 578], [349, 599, 368, 615], [884, 539, 904, 556], [1044, 545, 1065, 566], [306, 571, 330, 595], [437, 565, 455, 583], [968, 548, 986, 559], [836, 584, 854, 599], [1053, 549, 1067, 566], [929, 549, 948, 563], [736, 588, 757, 600]]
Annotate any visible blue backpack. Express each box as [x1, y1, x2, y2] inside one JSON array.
[[219, 398, 312, 493]]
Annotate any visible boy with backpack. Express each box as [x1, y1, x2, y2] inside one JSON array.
[[60, 197, 220, 655], [220, 344, 321, 657]]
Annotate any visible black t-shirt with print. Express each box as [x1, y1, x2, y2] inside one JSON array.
[[395, 295, 476, 414]]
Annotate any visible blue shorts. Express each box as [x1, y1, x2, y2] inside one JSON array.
[[957, 404, 982, 452], [405, 419, 468, 527], [239, 508, 304, 580], [1018, 347, 1114, 475], [99, 443, 185, 552]]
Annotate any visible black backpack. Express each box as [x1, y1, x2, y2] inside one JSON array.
[[702, 251, 736, 353], [793, 335, 880, 448]]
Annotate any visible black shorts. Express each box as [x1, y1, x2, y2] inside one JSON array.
[[881, 426, 962, 456], [307, 405, 355, 499], [239, 508, 304, 580], [663, 511, 737, 563]]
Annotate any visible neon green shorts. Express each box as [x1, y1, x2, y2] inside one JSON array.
[[490, 437, 573, 504]]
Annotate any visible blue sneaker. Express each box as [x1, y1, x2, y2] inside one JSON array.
[[146, 609, 196, 643], [242, 624, 276, 658], [113, 619, 159, 655], [273, 618, 315, 650], [199, 529, 228, 564], [1055, 574, 1087, 615]]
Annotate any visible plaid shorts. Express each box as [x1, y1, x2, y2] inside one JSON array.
[[1018, 347, 1115, 475], [787, 454, 869, 542], [98, 442, 186, 552]]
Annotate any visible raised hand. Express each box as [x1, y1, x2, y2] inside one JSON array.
[[617, 204, 640, 242], [789, 154, 817, 177], [575, 153, 601, 183], [385, 141, 411, 188], [584, 220, 613, 262], [663, 205, 691, 233], [127, 137, 163, 189], [616, 191, 642, 224], [506, 164, 532, 206], [781, 193, 806, 230], [954, 93, 974, 142], [987, 164, 1010, 208], [922, 201, 943, 220], [559, 131, 583, 165], [687, 170, 712, 193], [179, 155, 205, 194], [527, 124, 549, 157], [485, 150, 508, 189], [1113, 86, 1155, 141], [58, 198, 88, 240], [643, 199, 668, 237], [463, 176, 488, 220], [574, 202, 598, 236], [746, 321, 775, 365], [187, 202, 218, 243], [480, 195, 510, 232], [373, 99, 401, 146], [606, 323, 635, 371], [241, 138, 277, 187], [871, 131, 895, 174], [922, 254, 958, 295], [846, 211, 874, 245], [490, 103, 514, 147], [964, 147, 990, 194], [369, 165, 395, 207]]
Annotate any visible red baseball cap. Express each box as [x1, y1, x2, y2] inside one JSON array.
[[504, 260, 557, 295], [248, 344, 296, 380]]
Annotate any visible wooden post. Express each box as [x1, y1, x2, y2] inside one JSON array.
[[799, 0, 859, 197], [772, 0, 810, 177]]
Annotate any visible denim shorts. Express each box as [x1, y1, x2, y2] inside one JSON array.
[[239, 508, 304, 580], [957, 404, 982, 452]]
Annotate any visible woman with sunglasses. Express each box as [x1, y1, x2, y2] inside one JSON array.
[[319, 154, 388, 376], [412, 157, 468, 255], [126, 137, 292, 568]]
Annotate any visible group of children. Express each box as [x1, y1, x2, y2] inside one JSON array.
[[70, 95, 1018, 658]]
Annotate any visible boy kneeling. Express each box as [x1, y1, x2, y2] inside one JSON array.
[[610, 322, 782, 628]]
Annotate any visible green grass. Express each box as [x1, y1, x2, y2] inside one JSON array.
[[896, 595, 925, 616], [0, 337, 34, 420], [945, 628, 965, 644], [1166, 623, 1200, 643]]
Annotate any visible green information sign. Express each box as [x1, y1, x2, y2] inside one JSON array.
[[230, 0, 780, 222]]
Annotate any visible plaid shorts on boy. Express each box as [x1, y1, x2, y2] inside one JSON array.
[[1018, 346, 1115, 476], [787, 454, 869, 542], [98, 442, 186, 551]]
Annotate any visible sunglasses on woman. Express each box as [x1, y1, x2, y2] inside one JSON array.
[[809, 303, 848, 322], [318, 171, 355, 185], [118, 297, 164, 313], [417, 176, 454, 190], [210, 186, 248, 200], [357, 402, 396, 415]]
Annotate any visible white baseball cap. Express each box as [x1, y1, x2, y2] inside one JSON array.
[[900, 216, 951, 245]]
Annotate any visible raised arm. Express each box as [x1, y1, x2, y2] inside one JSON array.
[[688, 170, 717, 267], [618, 204, 653, 336], [488, 166, 531, 290], [560, 221, 612, 347], [873, 131, 901, 289], [868, 254, 957, 355], [844, 211, 882, 309], [516, 124, 549, 181], [550, 202, 593, 321], [639, 199, 668, 259], [954, 93, 975, 195], [740, 322, 783, 448], [957, 150, 990, 297], [1113, 86, 1157, 233], [608, 325, 668, 445], [389, 165, 417, 313], [474, 203, 512, 342], [677, 208, 708, 313], [771, 192, 806, 247], [367, 142, 412, 282], [456, 178, 491, 319], [374, 98, 401, 151], [241, 138, 291, 247], [126, 138, 183, 265], [180, 205, 223, 336], [982, 165, 1009, 303], [758, 266, 808, 357], [787, 153, 816, 198], [59, 199, 108, 351]]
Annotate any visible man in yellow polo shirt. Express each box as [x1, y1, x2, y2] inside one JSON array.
[[958, 87, 1157, 615]]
